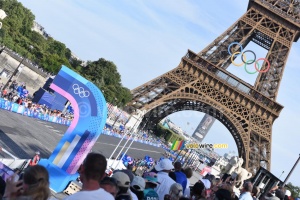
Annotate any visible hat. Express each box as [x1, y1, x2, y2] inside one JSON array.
[[285, 190, 291, 197], [143, 172, 160, 185], [154, 159, 174, 171], [114, 169, 134, 182], [200, 178, 211, 189], [112, 172, 130, 188], [131, 176, 145, 191], [35, 151, 40, 155]]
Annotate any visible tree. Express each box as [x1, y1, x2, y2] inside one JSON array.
[[286, 182, 300, 198], [81, 58, 132, 107], [153, 124, 184, 142], [0, 0, 132, 106]]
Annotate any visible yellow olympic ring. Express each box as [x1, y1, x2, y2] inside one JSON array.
[[231, 52, 246, 67]]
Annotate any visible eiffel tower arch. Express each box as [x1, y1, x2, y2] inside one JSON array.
[[128, 0, 300, 174]]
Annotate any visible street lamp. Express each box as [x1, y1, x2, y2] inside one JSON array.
[[1, 51, 25, 92], [283, 154, 300, 186], [279, 171, 284, 179]]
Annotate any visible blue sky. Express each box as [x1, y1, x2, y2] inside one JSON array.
[[18, 0, 300, 186]]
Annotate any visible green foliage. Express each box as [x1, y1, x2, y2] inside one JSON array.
[[81, 58, 132, 107], [153, 124, 184, 143], [286, 182, 300, 198], [0, 0, 132, 106]]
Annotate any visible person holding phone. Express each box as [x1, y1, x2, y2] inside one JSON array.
[[2, 165, 51, 200]]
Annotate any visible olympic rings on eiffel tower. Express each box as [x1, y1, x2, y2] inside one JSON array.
[[228, 42, 270, 74]]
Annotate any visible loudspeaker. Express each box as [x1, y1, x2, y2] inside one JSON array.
[[63, 180, 82, 196]]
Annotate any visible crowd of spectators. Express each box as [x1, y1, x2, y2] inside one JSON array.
[[102, 127, 163, 147], [0, 152, 296, 200], [0, 80, 74, 123]]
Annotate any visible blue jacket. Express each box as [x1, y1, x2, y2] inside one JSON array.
[[174, 171, 187, 193]]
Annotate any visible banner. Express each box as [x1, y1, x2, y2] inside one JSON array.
[[192, 114, 216, 142], [38, 65, 107, 192]]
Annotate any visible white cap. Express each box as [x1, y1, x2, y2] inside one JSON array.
[[155, 159, 174, 171], [285, 190, 291, 197], [200, 178, 211, 189], [112, 172, 130, 188], [131, 176, 145, 191]]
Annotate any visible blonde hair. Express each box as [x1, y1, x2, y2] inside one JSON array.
[[22, 165, 50, 200], [169, 183, 183, 200]]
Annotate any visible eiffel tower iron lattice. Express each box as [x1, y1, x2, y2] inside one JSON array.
[[127, 0, 300, 174]]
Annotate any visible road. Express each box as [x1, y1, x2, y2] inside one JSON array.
[[0, 110, 166, 160]]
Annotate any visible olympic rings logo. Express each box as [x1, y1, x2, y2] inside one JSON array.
[[72, 84, 90, 98], [228, 42, 270, 74]]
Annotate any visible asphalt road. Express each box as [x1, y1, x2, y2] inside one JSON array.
[[0, 109, 166, 160]]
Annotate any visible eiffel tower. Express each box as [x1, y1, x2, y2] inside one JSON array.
[[128, 0, 300, 174]]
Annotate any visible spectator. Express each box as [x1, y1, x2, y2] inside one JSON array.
[[154, 158, 175, 200], [2, 88, 7, 97], [0, 176, 6, 199], [130, 176, 145, 200], [165, 183, 183, 200], [275, 188, 286, 200], [100, 176, 119, 198], [190, 181, 205, 200], [239, 182, 253, 200], [64, 153, 114, 200], [115, 169, 139, 200], [215, 188, 232, 200], [169, 162, 187, 193], [202, 174, 215, 199], [285, 190, 291, 200], [183, 167, 193, 198], [143, 172, 160, 200], [29, 151, 40, 167], [3, 165, 50, 200], [113, 171, 132, 200], [252, 186, 260, 200], [199, 176, 211, 190]]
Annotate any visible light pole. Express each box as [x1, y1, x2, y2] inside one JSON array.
[[109, 117, 141, 169], [283, 154, 300, 186], [112, 111, 123, 128], [279, 171, 284, 179], [2, 56, 25, 92]]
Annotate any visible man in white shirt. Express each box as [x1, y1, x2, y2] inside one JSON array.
[[154, 158, 175, 200], [239, 182, 253, 200], [64, 153, 114, 200]]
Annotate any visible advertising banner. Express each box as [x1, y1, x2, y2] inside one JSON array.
[[192, 114, 216, 142]]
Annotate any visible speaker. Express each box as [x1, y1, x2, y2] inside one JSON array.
[[42, 77, 54, 93], [251, 167, 283, 199], [63, 180, 82, 196]]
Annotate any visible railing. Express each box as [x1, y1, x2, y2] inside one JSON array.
[[3, 48, 48, 78]]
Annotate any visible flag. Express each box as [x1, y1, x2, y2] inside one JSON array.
[[171, 141, 185, 151]]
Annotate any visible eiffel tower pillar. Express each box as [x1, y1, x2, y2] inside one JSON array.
[[128, 0, 300, 174]]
